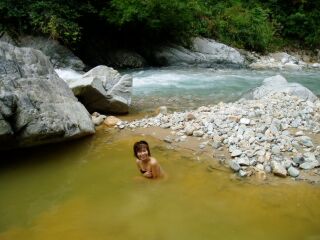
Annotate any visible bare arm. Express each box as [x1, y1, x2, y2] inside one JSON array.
[[150, 159, 161, 178]]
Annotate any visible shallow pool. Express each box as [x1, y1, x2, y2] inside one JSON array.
[[0, 128, 319, 240]]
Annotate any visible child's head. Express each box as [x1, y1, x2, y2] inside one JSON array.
[[133, 140, 151, 158]]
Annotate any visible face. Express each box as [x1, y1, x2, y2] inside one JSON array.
[[137, 147, 149, 161]]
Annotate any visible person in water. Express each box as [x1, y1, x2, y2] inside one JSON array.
[[133, 140, 163, 178]]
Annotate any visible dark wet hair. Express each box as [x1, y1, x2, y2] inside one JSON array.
[[133, 140, 151, 158]]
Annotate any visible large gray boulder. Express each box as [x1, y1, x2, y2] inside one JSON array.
[[18, 35, 85, 71], [243, 75, 318, 102], [69, 65, 132, 114], [0, 41, 95, 150], [153, 37, 245, 67]]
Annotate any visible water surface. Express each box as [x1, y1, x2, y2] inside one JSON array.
[[1, 128, 319, 240], [128, 67, 320, 112]]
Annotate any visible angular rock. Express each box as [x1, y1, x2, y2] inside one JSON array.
[[104, 116, 121, 127], [69, 65, 132, 114], [271, 161, 287, 177], [229, 160, 241, 172], [0, 41, 95, 149], [299, 161, 319, 170], [92, 114, 106, 126]]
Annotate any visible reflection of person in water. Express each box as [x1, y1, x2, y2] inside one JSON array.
[[133, 140, 163, 178]]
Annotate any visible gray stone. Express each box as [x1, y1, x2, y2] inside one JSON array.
[[271, 145, 281, 155], [297, 136, 314, 148], [231, 149, 243, 157], [69, 65, 132, 114], [0, 41, 95, 150], [193, 130, 204, 137], [237, 157, 250, 166], [239, 170, 248, 177], [229, 160, 241, 172], [212, 141, 222, 149], [299, 161, 319, 170], [92, 114, 106, 126], [240, 118, 250, 125], [303, 152, 316, 162], [243, 75, 318, 102], [288, 167, 300, 177], [153, 37, 245, 67], [164, 136, 173, 143], [271, 161, 287, 177], [264, 164, 272, 173], [18, 36, 85, 71]]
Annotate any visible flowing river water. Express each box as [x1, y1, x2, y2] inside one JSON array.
[[1, 68, 320, 240]]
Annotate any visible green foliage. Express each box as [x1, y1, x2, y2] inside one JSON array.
[[262, 0, 320, 48], [100, 0, 204, 46], [202, 1, 276, 52], [0, 0, 319, 52], [28, 1, 82, 45]]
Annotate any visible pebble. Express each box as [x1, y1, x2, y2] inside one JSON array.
[[288, 167, 300, 177], [229, 160, 241, 172]]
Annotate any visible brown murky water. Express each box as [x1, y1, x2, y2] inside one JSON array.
[[0, 128, 320, 240]]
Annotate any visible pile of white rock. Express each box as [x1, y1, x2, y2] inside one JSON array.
[[119, 92, 320, 179]]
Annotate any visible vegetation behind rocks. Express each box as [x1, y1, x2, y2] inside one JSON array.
[[0, 0, 319, 54]]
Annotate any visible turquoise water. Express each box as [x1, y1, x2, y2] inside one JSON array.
[[128, 67, 320, 112]]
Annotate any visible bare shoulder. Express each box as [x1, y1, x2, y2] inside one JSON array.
[[150, 157, 159, 165]]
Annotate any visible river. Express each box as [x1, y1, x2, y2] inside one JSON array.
[[128, 67, 320, 112], [1, 67, 320, 240]]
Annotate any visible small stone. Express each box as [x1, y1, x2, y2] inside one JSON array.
[[298, 136, 314, 148], [228, 115, 241, 122], [288, 167, 300, 178], [271, 161, 287, 177], [186, 113, 196, 121], [157, 106, 168, 115], [271, 145, 281, 155], [299, 161, 319, 170], [92, 114, 106, 126], [295, 131, 304, 136], [104, 116, 121, 127], [240, 118, 250, 125], [180, 136, 187, 142], [255, 170, 267, 181], [193, 130, 204, 137], [164, 136, 173, 143], [92, 112, 100, 117], [239, 170, 247, 177], [199, 142, 207, 149], [212, 141, 222, 149], [231, 149, 242, 157], [229, 160, 240, 172], [264, 165, 272, 173], [303, 152, 316, 162]]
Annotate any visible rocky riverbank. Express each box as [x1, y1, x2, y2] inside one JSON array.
[[114, 81, 320, 183]]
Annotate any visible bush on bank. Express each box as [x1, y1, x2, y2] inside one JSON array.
[[0, 0, 319, 53]]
